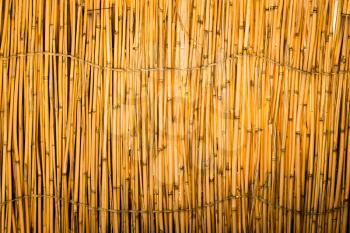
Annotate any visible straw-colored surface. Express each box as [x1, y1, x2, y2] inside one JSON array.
[[0, 0, 350, 232]]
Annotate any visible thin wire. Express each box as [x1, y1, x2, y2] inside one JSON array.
[[0, 52, 349, 76], [253, 195, 349, 216], [0, 194, 245, 213], [0, 193, 348, 215]]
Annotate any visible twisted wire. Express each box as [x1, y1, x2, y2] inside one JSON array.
[[0, 193, 348, 215], [0, 52, 349, 76]]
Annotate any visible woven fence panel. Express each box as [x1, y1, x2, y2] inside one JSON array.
[[0, 0, 350, 232]]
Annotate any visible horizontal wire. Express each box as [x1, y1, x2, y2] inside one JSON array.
[[0, 194, 245, 213], [0, 52, 349, 76], [0, 193, 348, 215], [252, 195, 349, 216]]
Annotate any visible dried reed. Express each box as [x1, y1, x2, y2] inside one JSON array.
[[0, 0, 350, 232]]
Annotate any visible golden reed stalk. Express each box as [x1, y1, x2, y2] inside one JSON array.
[[0, 0, 349, 232]]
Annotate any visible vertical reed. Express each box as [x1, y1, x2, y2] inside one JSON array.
[[0, 0, 349, 232]]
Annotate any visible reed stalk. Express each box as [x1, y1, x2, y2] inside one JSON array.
[[0, 0, 349, 232]]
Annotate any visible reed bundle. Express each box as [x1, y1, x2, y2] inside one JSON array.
[[0, 0, 350, 232]]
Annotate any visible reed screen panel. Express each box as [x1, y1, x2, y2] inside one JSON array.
[[0, 0, 350, 232]]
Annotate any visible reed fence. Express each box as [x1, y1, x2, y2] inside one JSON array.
[[0, 0, 350, 232]]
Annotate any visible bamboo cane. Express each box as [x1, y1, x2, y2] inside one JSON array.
[[0, 0, 349, 232]]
